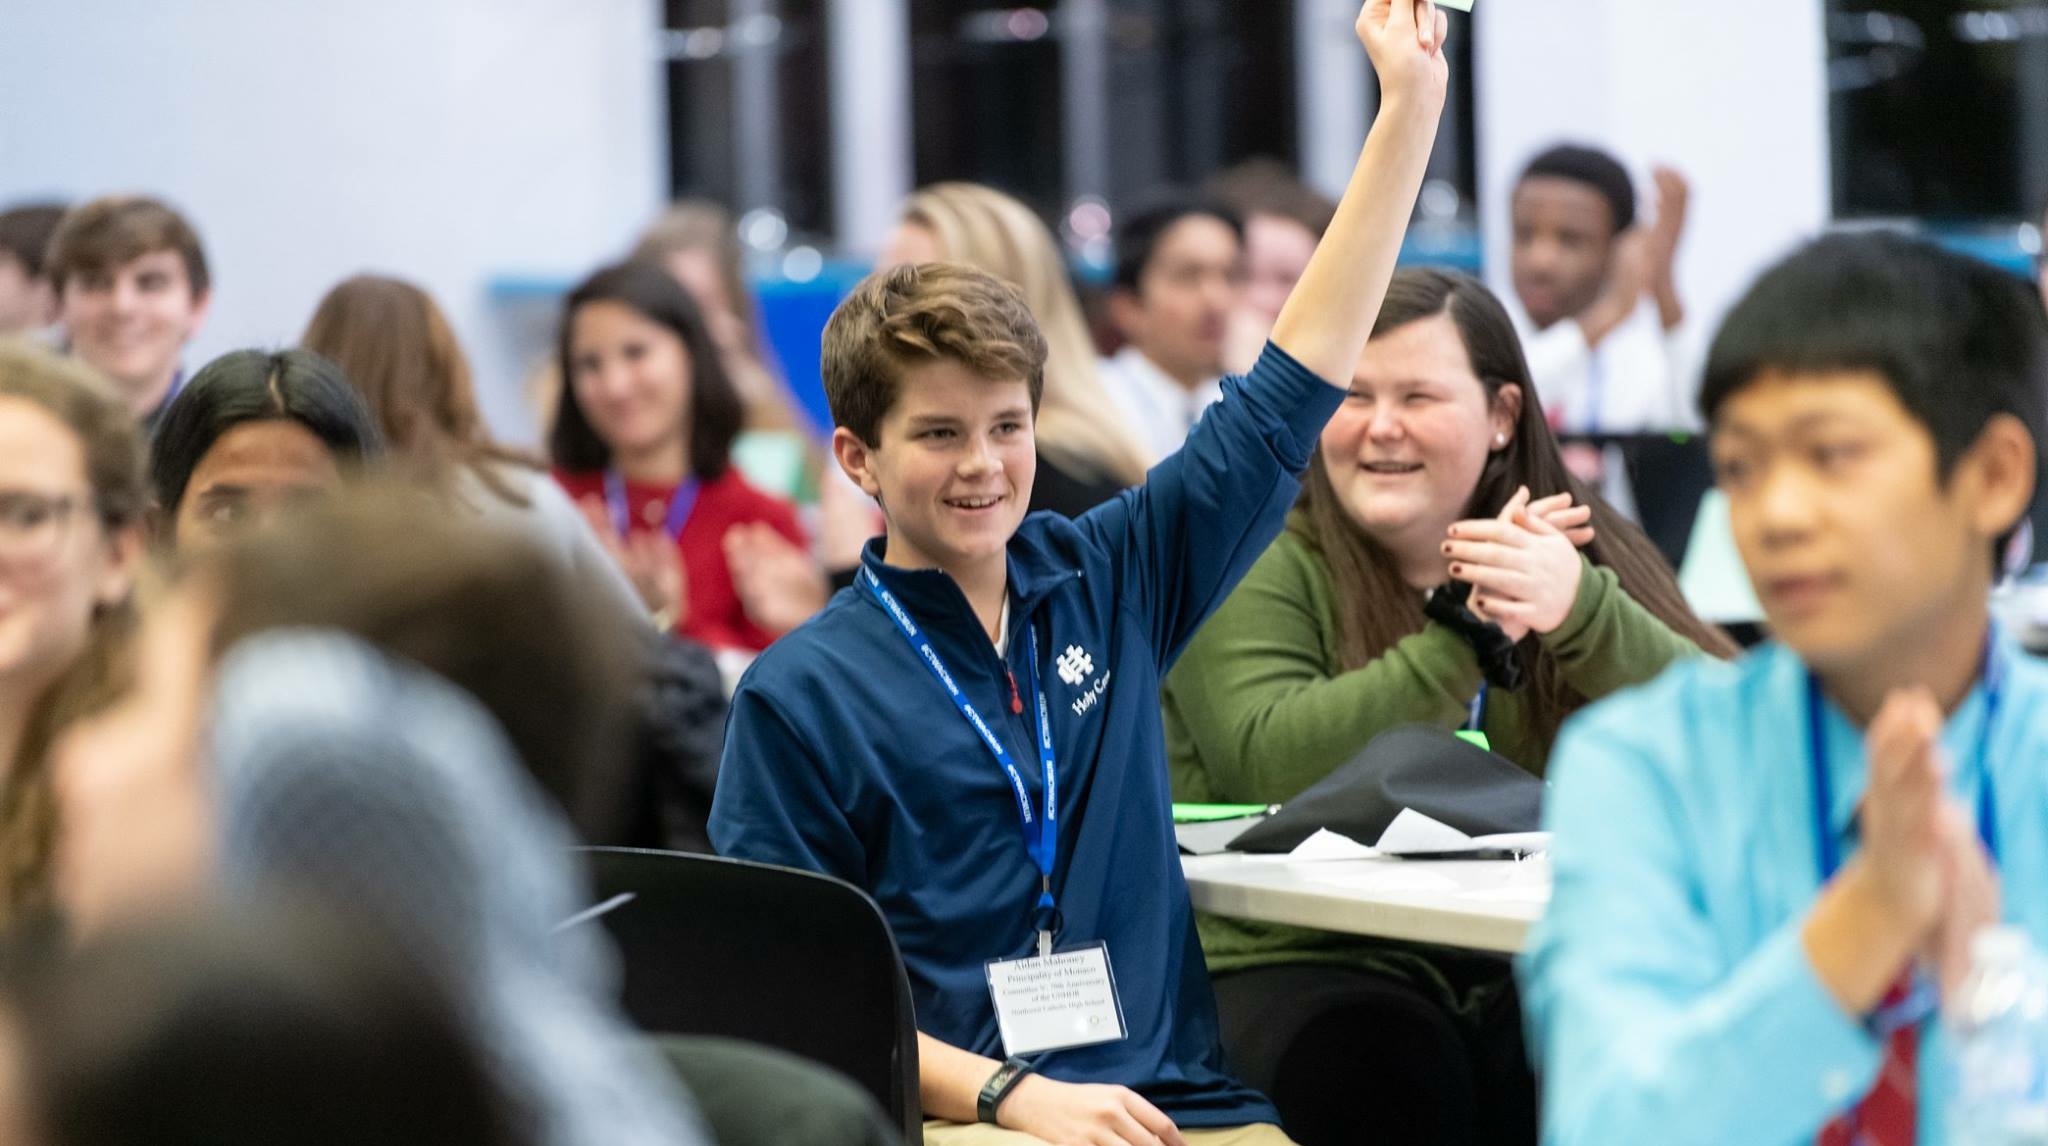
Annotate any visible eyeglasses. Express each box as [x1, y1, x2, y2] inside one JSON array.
[[0, 490, 84, 569]]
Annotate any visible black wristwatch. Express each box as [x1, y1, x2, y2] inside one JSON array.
[[977, 1056, 1037, 1124], [1424, 580, 1526, 691]]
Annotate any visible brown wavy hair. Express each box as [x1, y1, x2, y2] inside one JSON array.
[[0, 340, 147, 933], [302, 275, 540, 508], [1298, 268, 1736, 744], [821, 262, 1048, 446]]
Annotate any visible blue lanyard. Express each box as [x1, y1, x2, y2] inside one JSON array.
[[861, 571, 1061, 949], [604, 469, 699, 540], [1464, 681, 1487, 732], [1805, 633, 2005, 882]]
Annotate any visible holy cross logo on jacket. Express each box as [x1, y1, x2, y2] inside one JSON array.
[[1057, 645, 1095, 686]]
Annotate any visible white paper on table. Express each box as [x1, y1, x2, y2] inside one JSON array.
[[1306, 866, 1461, 893], [1286, 828, 1381, 861], [1375, 809, 1551, 857], [1457, 883, 1552, 905]]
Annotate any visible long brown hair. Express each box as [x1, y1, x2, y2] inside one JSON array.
[[1300, 269, 1736, 743], [0, 340, 148, 932], [301, 275, 538, 507]]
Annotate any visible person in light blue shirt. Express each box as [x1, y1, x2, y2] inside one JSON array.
[[1519, 232, 2048, 1145]]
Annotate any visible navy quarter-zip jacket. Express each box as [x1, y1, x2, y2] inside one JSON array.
[[710, 343, 1341, 1126]]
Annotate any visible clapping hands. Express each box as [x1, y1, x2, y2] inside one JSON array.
[[1442, 487, 1593, 642]]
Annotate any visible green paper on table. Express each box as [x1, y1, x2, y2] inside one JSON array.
[[1436, 0, 1474, 10], [1172, 803, 1273, 823]]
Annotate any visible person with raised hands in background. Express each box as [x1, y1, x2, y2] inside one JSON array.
[[1521, 232, 2048, 1145], [710, 3, 1451, 1143], [1508, 146, 1692, 437]]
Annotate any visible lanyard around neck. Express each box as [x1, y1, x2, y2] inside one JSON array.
[[604, 469, 699, 540], [861, 570, 1061, 948], [1805, 634, 2004, 881], [1465, 681, 1488, 732]]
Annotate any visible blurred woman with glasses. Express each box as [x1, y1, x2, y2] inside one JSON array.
[[0, 339, 146, 932]]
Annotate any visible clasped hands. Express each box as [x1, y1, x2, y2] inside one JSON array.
[[1442, 486, 1593, 643], [1840, 689, 2000, 1007]]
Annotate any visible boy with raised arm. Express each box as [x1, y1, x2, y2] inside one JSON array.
[[709, 3, 1450, 1143]]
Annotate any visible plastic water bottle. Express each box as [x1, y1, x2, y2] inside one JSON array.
[[1947, 926, 2048, 1144]]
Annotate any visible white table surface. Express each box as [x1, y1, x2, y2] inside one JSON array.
[[1181, 851, 1550, 954]]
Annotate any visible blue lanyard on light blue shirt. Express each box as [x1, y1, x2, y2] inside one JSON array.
[[861, 570, 1062, 952], [604, 469, 699, 540], [1804, 631, 2004, 882]]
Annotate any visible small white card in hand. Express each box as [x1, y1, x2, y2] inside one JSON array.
[[1436, 0, 1475, 11], [986, 943, 1129, 1056]]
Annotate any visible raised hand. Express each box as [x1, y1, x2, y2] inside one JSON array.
[[999, 1073, 1189, 1146], [1357, 0, 1451, 106], [1579, 227, 1654, 346], [1647, 167, 1691, 276], [1647, 166, 1691, 330]]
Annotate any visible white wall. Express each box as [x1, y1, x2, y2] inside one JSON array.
[[1474, 0, 1833, 386], [0, 0, 667, 441]]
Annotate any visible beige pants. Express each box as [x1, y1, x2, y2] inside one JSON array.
[[924, 1119, 1297, 1145]]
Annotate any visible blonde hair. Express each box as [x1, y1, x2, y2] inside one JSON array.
[[899, 183, 1150, 485], [632, 200, 761, 346], [631, 200, 804, 435]]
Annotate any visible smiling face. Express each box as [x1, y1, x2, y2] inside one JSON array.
[[1712, 370, 2028, 675], [834, 359, 1036, 582], [1320, 314, 1518, 574], [567, 299, 693, 465], [59, 250, 210, 415], [0, 397, 139, 703], [172, 421, 345, 553]]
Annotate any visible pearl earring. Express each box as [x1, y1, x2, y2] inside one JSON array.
[[1494, 433, 1507, 447]]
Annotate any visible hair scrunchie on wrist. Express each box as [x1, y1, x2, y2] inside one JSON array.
[[1424, 580, 1525, 691]]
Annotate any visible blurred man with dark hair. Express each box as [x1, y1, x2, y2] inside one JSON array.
[[1100, 193, 1247, 462]]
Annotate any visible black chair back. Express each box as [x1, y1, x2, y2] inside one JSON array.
[[576, 848, 921, 1142]]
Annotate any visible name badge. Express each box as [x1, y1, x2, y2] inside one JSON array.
[[985, 942, 1129, 1057]]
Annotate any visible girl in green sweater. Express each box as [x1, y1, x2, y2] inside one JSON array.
[[1164, 268, 1734, 1146]]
